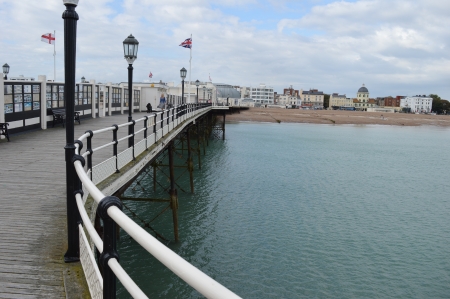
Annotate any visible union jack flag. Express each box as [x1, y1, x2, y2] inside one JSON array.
[[149, 72, 153, 78], [179, 38, 192, 49]]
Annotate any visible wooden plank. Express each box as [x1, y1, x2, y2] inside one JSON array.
[[0, 111, 204, 297]]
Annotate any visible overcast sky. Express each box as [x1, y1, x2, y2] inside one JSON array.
[[1, 0, 449, 99]]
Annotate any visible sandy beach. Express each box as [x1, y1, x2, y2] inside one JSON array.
[[225, 108, 450, 127]]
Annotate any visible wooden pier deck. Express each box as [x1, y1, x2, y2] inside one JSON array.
[[0, 112, 152, 298]]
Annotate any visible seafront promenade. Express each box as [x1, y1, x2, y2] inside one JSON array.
[[0, 112, 151, 298]]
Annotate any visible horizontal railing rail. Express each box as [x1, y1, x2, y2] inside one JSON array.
[[72, 103, 241, 298]]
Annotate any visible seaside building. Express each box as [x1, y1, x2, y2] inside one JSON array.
[[277, 86, 301, 107], [353, 84, 377, 111], [214, 83, 241, 106], [300, 89, 324, 109], [283, 86, 299, 97], [400, 95, 433, 113], [250, 84, 274, 105], [278, 94, 300, 107], [329, 93, 353, 110]]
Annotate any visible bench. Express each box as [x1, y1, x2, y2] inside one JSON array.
[[0, 123, 10, 142], [49, 108, 81, 128]]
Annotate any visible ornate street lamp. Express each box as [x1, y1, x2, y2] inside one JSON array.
[[2, 63, 9, 80], [123, 34, 139, 147], [81, 76, 85, 83], [62, 0, 80, 263], [180, 67, 187, 104], [195, 79, 200, 104]]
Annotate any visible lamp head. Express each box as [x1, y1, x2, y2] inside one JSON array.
[[81, 76, 85, 83], [123, 34, 139, 65], [2, 63, 10, 75], [62, 0, 79, 6], [195, 79, 200, 87], [180, 67, 187, 80]]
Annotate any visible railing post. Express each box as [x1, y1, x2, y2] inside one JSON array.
[[153, 113, 157, 143], [131, 120, 136, 160], [144, 116, 148, 150], [112, 125, 119, 173], [167, 109, 169, 126], [160, 111, 164, 135], [85, 130, 93, 180], [172, 107, 174, 123], [98, 196, 123, 299]]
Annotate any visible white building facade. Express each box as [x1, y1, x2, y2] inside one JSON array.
[[278, 95, 301, 107], [250, 84, 274, 104], [400, 96, 433, 113]]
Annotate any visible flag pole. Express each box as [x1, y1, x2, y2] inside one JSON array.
[[188, 33, 192, 104], [53, 30, 56, 82]]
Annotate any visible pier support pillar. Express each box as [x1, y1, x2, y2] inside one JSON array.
[[222, 113, 226, 140], [168, 142, 179, 242], [152, 161, 157, 192], [187, 128, 194, 193], [196, 122, 202, 169]]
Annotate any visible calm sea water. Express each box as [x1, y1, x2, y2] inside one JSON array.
[[118, 123, 450, 298]]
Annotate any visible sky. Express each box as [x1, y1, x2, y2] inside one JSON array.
[[1, 0, 449, 99]]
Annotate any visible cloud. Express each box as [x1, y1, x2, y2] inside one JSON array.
[[1, 0, 449, 99]]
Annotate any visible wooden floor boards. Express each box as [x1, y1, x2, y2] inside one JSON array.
[[0, 112, 149, 298]]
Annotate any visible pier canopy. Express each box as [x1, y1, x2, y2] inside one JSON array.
[[214, 83, 241, 99]]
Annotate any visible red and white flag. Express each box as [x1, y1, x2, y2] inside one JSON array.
[[149, 72, 153, 78], [41, 33, 55, 45]]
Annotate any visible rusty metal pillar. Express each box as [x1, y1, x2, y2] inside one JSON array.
[[152, 161, 157, 192], [196, 122, 202, 169], [168, 142, 179, 241], [222, 113, 226, 140], [187, 128, 194, 193]]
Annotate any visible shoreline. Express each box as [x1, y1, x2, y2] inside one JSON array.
[[225, 108, 450, 127]]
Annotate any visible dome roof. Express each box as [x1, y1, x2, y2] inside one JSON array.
[[358, 85, 368, 93]]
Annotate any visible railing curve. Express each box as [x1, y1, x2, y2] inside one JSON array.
[[72, 103, 241, 298]]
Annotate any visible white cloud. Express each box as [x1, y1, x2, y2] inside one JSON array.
[[1, 0, 449, 99]]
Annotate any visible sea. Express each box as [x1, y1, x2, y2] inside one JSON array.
[[117, 122, 450, 298]]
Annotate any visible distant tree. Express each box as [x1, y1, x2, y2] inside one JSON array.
[[324, 94, 330, 108], [430, 94, 450, 114]]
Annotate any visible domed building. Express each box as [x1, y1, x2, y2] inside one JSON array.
[[354, 84, 376, 111]]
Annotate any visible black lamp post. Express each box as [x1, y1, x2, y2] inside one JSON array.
[[62, 0, 80, 263], [180, 67, 187, 104], [195, 79, 199, 104], [2, 63, 9, 80], [123, 34, 139, 148]]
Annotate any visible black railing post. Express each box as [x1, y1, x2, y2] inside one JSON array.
[[172, 107, 174, 122], [153, 114, 157, 136], [161, 111, 164, 133], [131, 120, 136, 160], [112, 125, 119, 173], [85, 130, 93, 180], [167, 109, 170, 126], [63, 0, 80, 263], [98, 196, 123, 299], [144, 116, 148, 150]]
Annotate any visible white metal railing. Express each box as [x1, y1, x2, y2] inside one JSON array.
[[72, 104, 241, 298]]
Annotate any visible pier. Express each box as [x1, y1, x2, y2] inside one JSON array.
[[0, 105, 235, 298]]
